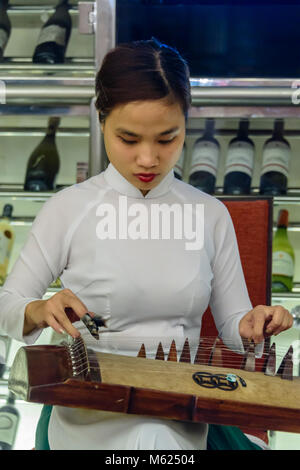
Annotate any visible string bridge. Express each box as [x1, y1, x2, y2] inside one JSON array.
[[64, 336, 102, 383], [137, 336, 295, 381], [64, 334, 294, 384]]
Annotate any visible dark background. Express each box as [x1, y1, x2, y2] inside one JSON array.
[[116, 0, 300, 78]]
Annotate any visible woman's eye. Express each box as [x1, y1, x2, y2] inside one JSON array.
[[119, 137, 136, 145], [119, 137, 175, 145], [159, 138, 175, 145]]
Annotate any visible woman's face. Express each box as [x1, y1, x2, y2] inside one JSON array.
[[100, 99, 186, 196]]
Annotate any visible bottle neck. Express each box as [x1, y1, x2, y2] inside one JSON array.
[[202, 119, 216, 141], [46, 126, 58, 138], [274, 226, 288, 243], [57, 0, 69, 7], [0, 1, 9, 9], [276, 209, 289, 229], [45, 118, 60, 137], [272, 119, 287, 143], [236, 119, 250, 141]]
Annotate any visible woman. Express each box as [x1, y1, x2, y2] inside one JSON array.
[[0, 38, 293, 450]]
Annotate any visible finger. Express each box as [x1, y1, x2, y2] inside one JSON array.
[[272, 314, 294, 336], [264, 307, 286, 335], [263, 315, 274, 337], [252, 310, 268, 344], [53, 308, 81, 338], [61, 290, 92, 320], [46, 314, 69, 336], [239, 312, 254, 339]]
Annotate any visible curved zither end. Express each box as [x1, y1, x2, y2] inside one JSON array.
[[8, 346, 29, 401]]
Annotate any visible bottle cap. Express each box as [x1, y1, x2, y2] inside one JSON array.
[[7, 392, 16, 405], [2, 204, 13, 218], [48, 117, 60, 129], [277, 209, 289, 227]]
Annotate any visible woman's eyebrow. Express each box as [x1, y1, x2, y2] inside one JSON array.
[[115, 127, 180, 137]]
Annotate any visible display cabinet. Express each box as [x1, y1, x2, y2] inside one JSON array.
[[1, 0, 300, 450], [0, 0, 100, 450]]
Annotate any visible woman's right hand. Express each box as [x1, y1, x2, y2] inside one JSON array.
[[23, 288, 94, 338]]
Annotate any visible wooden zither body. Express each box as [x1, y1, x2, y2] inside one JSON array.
[[8, 336, 300, 433]]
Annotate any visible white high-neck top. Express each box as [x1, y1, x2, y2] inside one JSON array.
[[0, 162, 253, 450]]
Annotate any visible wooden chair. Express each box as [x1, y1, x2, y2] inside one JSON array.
[[200, 195, 273, 445]]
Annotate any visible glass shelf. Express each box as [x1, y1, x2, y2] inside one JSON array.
[[1, 185, 299, 215], [272, 292, 300, 300], [0, 187, 67, 200], [1, 1, 95, 81], [0, 59, 95, 80]]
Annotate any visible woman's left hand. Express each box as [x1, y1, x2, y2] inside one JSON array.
[[239, 304, 294, 344]]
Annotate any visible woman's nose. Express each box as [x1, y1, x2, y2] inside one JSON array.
[[136, 144, 159, 167]]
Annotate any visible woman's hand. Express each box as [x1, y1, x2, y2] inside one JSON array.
[[23, 288, 95, 338], [239, 304, 293, 344]]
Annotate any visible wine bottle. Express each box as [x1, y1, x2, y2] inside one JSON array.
[[0, 393, 20, 450], [259, 119, 291, 196], [174, 145, 185, 180], [189, 119, 220, 194], [272, 209, 295, 293], [0, 334, 11, 379], [32, 0, 71, 64], [24, 117, 60, 191], [0, 204, 15, 286], [0, 337, 7, 379], [223, 119, 254, 195], [0, 0, 11, 61]]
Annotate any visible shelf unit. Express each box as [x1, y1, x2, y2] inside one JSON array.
[[0, 3, 101, 441], [1, 0, 300, 450]]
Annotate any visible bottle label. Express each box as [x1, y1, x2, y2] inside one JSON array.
[[272, 251, 294, 277], [189, 141, 219, 177], [76, 162, 89, 183], [0, 29, 9, 51], [261, 141, 291, 177], [0, 232, 10, 265], [0, 411, 18, 447], [37, 24, 66, 47], [224, 141, 254, 177]]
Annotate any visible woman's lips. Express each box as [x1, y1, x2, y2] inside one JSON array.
[[134, 173, 158, 182]]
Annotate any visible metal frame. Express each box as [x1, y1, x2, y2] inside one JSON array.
[[2, 1, 300, 173]]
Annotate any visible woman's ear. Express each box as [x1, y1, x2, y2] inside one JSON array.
[[97, 111, 104, 133]]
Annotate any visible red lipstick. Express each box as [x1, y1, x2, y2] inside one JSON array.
[[135, 173, 158, 182]]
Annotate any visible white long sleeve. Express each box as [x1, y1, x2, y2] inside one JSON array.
[[0, 231, 56, 344], [0, 191, 72, 343]]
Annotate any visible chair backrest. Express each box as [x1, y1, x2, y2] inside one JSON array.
[[201, 196, 273, 370], [200, 196, 273, 445]]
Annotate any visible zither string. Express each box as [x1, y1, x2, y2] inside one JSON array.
[[64, 335, 296, 378]]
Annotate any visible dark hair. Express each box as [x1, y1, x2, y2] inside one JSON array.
[[94, 37, 191, 124]]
